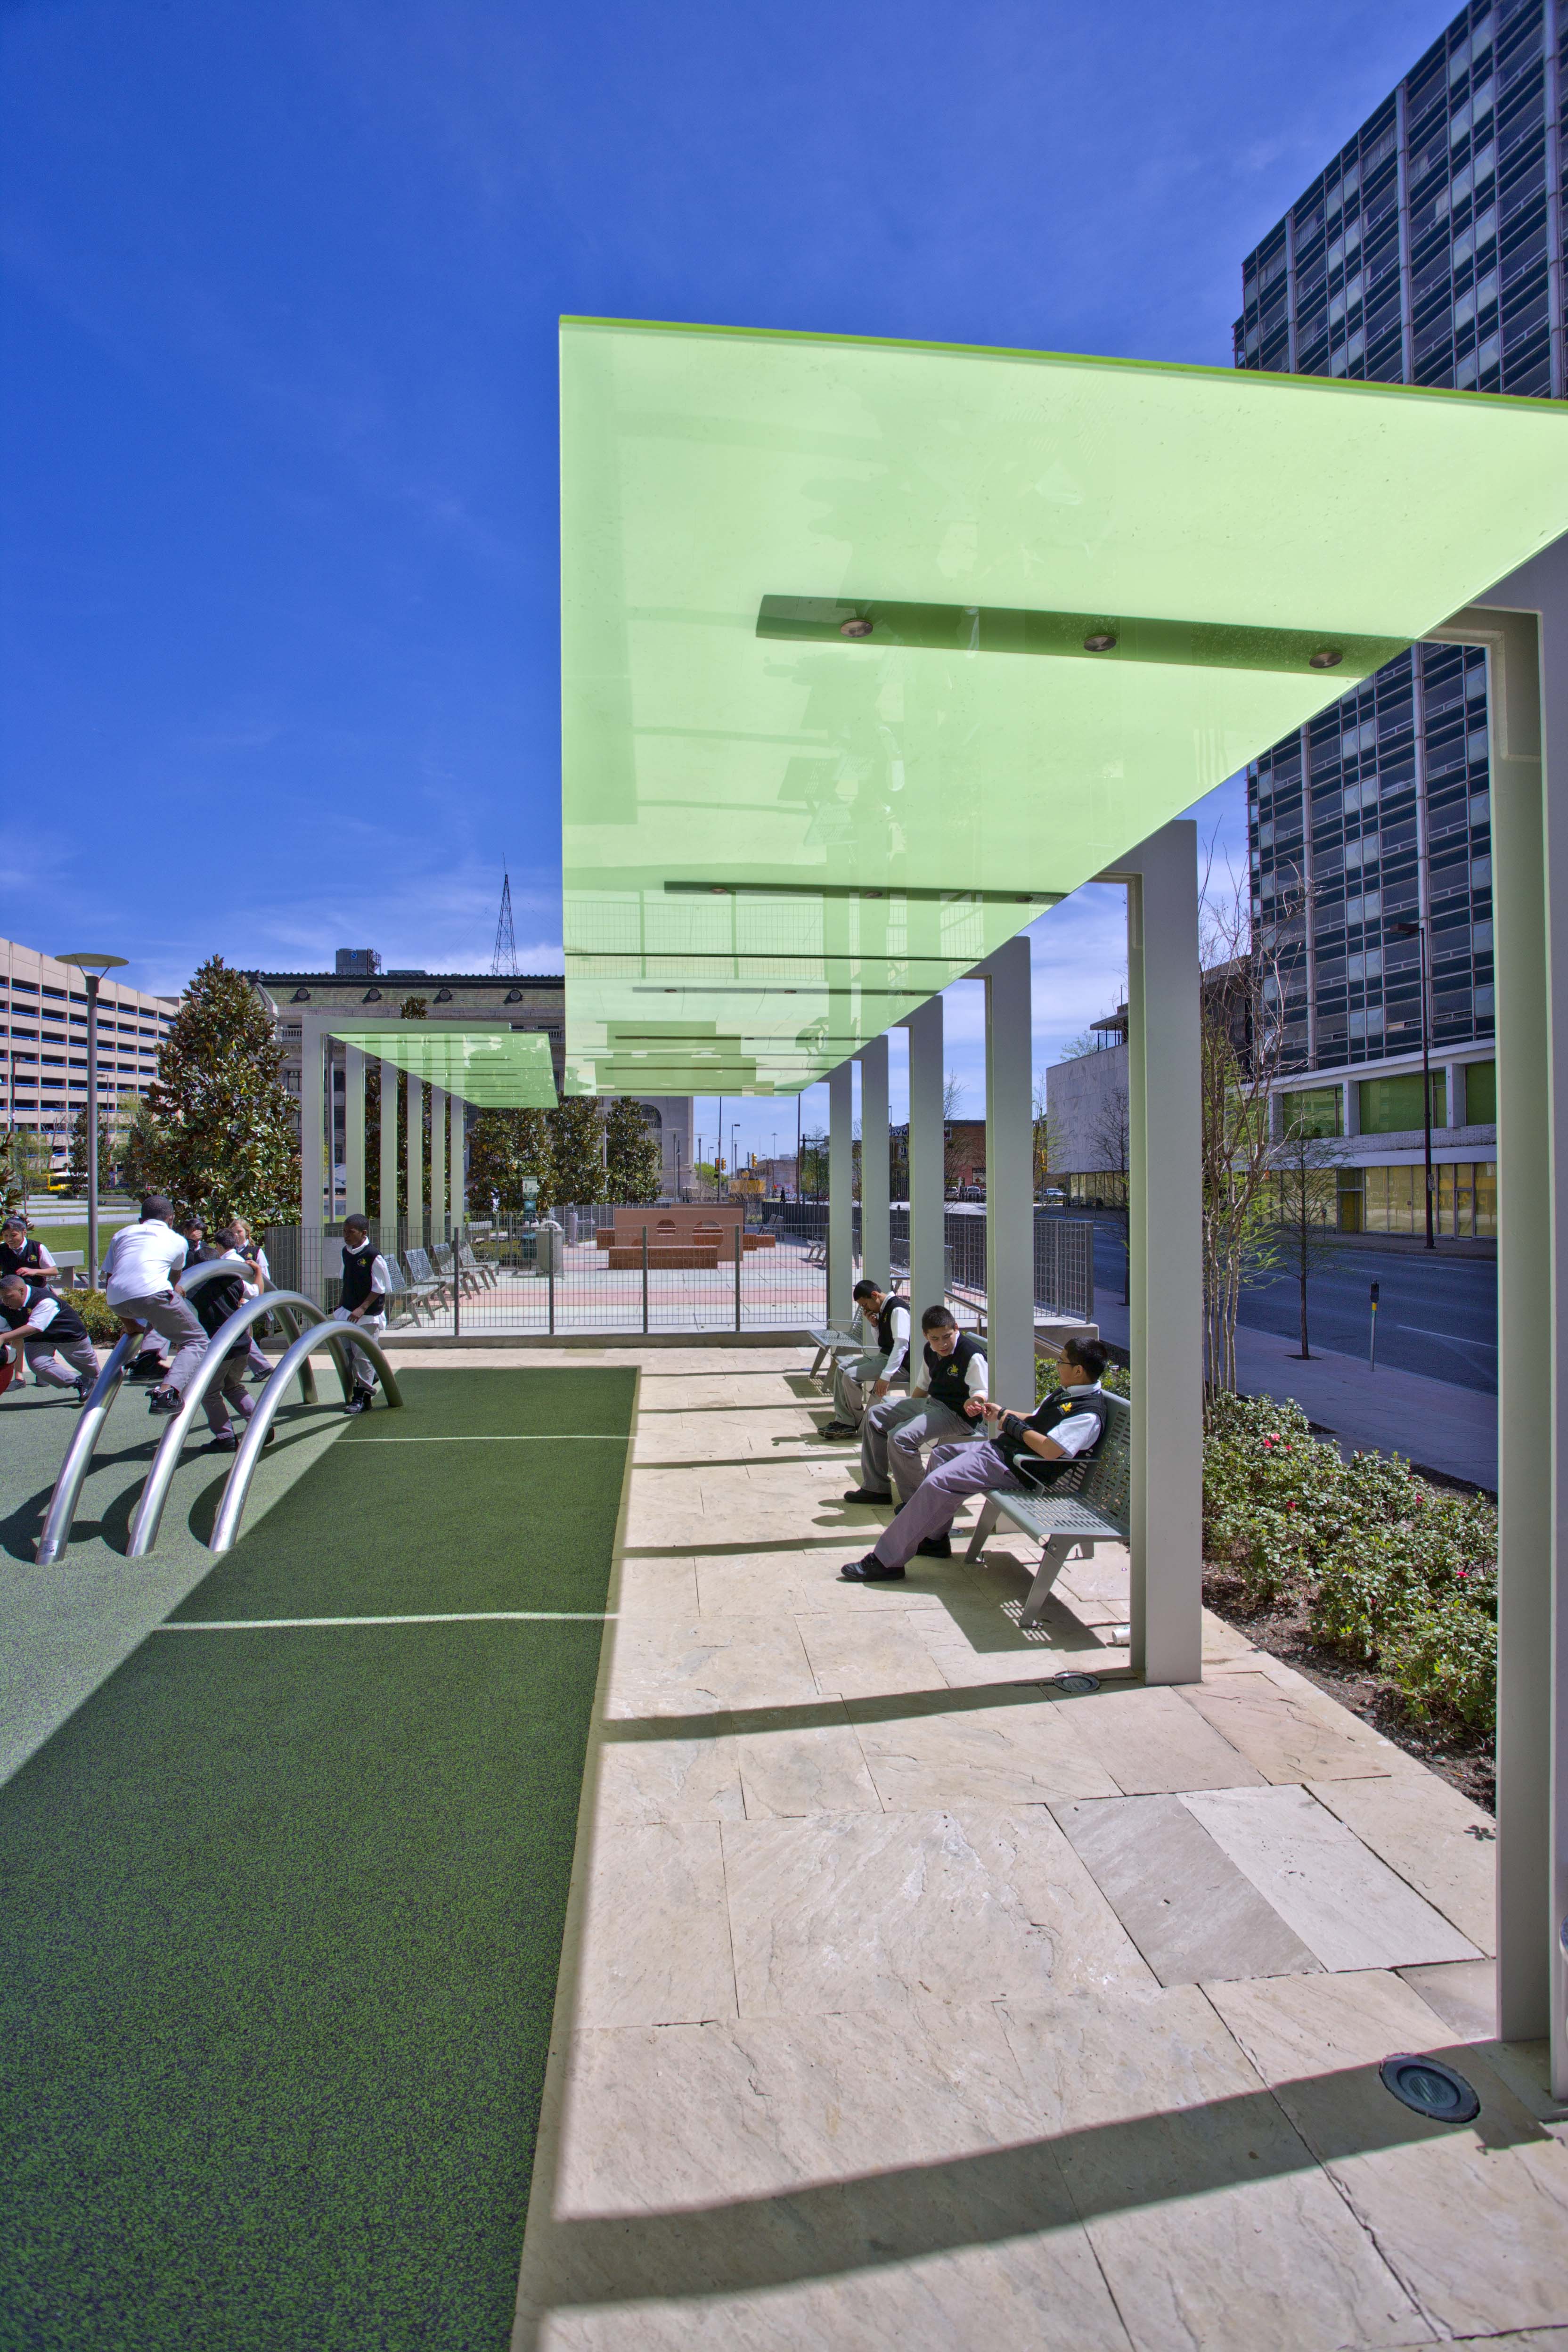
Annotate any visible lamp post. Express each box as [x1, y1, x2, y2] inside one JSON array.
[[57, 953, 128, 1288], [1390, 919, 1435, 1250]]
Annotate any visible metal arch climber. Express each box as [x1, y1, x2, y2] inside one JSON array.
[[33, 1259, 300, 1569], [208, 1319, 404, 1556], [126, 1291, 333, 1560]]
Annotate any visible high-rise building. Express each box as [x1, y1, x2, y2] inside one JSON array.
[[1235, 0, 1562, 1240], [0, 938, 179, 1164]]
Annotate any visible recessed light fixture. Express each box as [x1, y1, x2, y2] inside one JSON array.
[[1379, 2055, 1480, 2124], [1046, 1671, 1101, 1695], [840, 617, 873, 638], [1082, 631, 1117, 653], [1310, 647, 1345, 669]]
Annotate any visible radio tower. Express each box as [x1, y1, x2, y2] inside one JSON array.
[[491, 869, 519, 977]]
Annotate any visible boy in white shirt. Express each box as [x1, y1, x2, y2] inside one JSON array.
[[844, 1305, 988, 1508], [98, 1194, 208, 1415], [333, 1215, 391, 1415]]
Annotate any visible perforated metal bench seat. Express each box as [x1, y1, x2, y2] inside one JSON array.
[[964, 1390, 1131, 1626], [806, 1323, 865, 1381]]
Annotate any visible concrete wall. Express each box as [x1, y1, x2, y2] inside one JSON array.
[[1045, 1041, 1130, 1173]]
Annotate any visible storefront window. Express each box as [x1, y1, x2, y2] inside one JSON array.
[[1464, 1059, 1496, 1124], [1359, 1070, 1447, 1133]]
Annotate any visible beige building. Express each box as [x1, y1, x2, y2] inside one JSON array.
[[0, 936, 179, 1160]]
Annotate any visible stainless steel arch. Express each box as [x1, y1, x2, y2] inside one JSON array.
[[33, 1257, 256, 1568], [126, 1290, 331, 1560], [209, 1321, 404, 1556]]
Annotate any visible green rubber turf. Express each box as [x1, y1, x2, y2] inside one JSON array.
[[0, 1367, 634, 2351]]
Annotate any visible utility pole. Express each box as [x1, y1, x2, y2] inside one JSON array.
[[1391, 919, 1436, 1248]]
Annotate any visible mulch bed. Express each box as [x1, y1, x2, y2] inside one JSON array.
[[1203, 1564, 1496, 1814]]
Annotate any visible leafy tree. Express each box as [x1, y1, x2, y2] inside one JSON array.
[[1272, 1097, 1348, 1360], [0, 1128, 29, 1214], [139, 954, 300, 1227], [400, 996, 428, 1019], [65, 1107, 110, 1197], [466, 1108, 555, 1214], [604, 1097, 661, 1203], [548, 1096, 605, 1205], [115, 1094, 162, 1200]]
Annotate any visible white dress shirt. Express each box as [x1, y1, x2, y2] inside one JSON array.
[[101, 1219, 188, 1308]]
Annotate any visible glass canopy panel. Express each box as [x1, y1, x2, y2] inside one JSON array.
[[329, 1029, 558, 1109], [561, 317, 1568, 1095]]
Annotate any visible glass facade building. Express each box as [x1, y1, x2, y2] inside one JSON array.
[[1235, 0, 1564, 1233]]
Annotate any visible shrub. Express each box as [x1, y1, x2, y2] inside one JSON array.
[[67, 1288, 121, 1342]]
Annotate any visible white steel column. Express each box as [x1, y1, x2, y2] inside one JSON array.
[[1433, 536, 1568, 2081], [379, 1060, 400, 1244], [343, 1045, 366, 1214], [859, 1033, 891, 1289], [904, 996, 946, 1315], [406, 1071, 424, 1243], [981, 934, 1035, 1412], [827, 1060, 855, 1323], [431, 1086, 447, 1236], [450, 1092, 464, 1226], [298, 1018, 326, 1236], [1116, 822, 1203, 1686]]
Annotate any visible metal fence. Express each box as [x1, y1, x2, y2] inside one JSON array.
[[261, 1202, 1095, 1339]]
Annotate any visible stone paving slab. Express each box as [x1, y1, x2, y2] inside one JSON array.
[[504, 1339, 1565, 2351]]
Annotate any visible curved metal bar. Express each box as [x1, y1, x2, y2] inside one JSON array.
[[125, 1291, 329, 1560], [34, 1330, 137, 1565], [209, 1321, 404, 1556]]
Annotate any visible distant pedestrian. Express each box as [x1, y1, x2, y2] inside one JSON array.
[[98, 1194, 207, 1417], [0, 1274, 98, 1403], [333, 1214, 390, 1415]]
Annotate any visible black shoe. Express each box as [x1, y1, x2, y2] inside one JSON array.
[[147, 1388, 180, 1415], [249, 1368, 270, 1385], [342, 1386, 374, 1417], [127, 1357, 166, 1383], [842, 1487, 894, 1505], [74, 1380, 94, 1407], [916, 1534, 953, 1560], [208, 1430, 239, 1452], [839, 1553, 905, 1582], [817, 1421, 858, 1441]]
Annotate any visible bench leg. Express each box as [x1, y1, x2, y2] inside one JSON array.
[[1021, 1536, 1074, 1626], [809, 1347, 828, 1379], [965, 1497, 1001, 1562]]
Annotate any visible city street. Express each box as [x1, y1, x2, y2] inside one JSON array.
[[1080, 1217, 1498, 1394]]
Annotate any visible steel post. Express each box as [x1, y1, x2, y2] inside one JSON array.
[[904, 996, 945, 1316], [980, 934, 1034, 1412], [859, 1033, 891, 1292], [827, 1061, 854, 1323]]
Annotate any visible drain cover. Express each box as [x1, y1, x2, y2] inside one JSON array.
[[1050, 1671, 1102, 1696], [1379, 2055, 1480, 2124]]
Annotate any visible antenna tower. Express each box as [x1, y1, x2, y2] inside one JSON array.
[[491, 869, 519, 977]]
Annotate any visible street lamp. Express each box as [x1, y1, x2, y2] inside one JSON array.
[[56, 953, 129, 1287], [1389, 920, 1435, 1250]]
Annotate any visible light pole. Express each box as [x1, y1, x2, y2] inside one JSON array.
[[1390, 919, 1436, 1250], [57, 953, 128, 1287]]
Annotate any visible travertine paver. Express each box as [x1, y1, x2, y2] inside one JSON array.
[[498, 1340, 1568, 2351]]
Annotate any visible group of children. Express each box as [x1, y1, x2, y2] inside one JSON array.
[[0, 1196, 393, 1446], [818, 1274, 1111, 1584]]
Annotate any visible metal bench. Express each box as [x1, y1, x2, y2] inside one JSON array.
[[403, 1244, 455, 1313], [964, 1391, 1132, 1626], [457, 1238, 498, 1290], [807, 1322, 863, 1382], [381, 1258, 421, 1328]]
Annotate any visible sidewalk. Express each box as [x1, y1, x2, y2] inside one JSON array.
[[1093, 1291, 1497, 1491]]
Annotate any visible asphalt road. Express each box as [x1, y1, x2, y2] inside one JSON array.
[[1080, 1217, 1498, 1395]]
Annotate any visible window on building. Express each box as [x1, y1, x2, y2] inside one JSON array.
[[1284, 1087, 1343, 1137], [1359, 1070, 1448, 1132], [1464, 1058, 1496, 1123]]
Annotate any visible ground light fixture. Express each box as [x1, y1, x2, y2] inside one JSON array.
[[56, 951, 128, 1289], [1049, 1671, 1102, 1695], [1378, 2054, 1481, 2124]]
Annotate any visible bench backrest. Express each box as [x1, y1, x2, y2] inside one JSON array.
[[404, 1246, 436, 1283], [382, 1258, 410, 1296], [1072, 1390, 1131, 1524]]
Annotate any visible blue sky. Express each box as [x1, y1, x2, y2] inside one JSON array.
[[1, 0, 1450, 1160]]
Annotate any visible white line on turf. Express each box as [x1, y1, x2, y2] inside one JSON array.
[[154, 1611, 616, 1630], [344, 1433, 630, 1442]]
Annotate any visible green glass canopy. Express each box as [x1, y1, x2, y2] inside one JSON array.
[[329, 1029, 558, 1109], [561, 317, 1568, 1096]]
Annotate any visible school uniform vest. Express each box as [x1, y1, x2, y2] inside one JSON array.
[[0, 1241, 48, 1294], [1, 1292, 88, 1346], [924, 1331, 984, 1418], [340, 1242, 381, 1312], [187, 1246, 249, 1351], [995, 1383, 1106, 1492], [874, 1292, 908, 1354]]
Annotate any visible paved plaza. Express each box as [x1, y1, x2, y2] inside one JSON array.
[[502, 1339, 1566, 2351]]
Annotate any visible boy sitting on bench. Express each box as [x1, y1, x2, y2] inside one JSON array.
[[839, 1337, 1110, 1581]]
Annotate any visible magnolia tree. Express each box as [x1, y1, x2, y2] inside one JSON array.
[[548, 1097, 606, 1206], [465, 1108, 555, 1214], [604, 1097, 661, 1203], [138, 955, 300, 1229]]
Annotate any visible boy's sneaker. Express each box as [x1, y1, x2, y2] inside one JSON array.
[[127, 1357, 165, 1383], [147, 1388, 180, 1415], [74, 1379, 94, 1407], [817, 1420, 858, 1441], [208, 1430, 239, 1453], [342, 1385, 374, 1417]]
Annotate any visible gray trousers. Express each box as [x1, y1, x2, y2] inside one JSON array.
[[331, 1306, 387, 1389], [20, 1332, 100, 1390], [832, 1351, 891, 1429], [871, 1438, 1028, 1568], [113, 1290, 207, 1395], [202, 1353, 256, 1437], [860, 1393, 977, 1502]]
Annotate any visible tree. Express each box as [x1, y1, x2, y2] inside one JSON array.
[[604, 1097, 661, 1203], [798, 1127, 829, 1199], [1200, 866, 1291, 1398], [466, 1108, 555, 1214], [1091, 1072, 1132, 1307], [116, 1093, 162, 1200], [139, 954, 301, 1228], [548, 1096, 605, 1205], [1031, 1079, 1050, 1201], [1272, 1099, 1348, 1360], [65, 1107, 110, 1197]]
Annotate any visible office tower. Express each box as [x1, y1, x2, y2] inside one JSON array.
[[0, 939, 178, 1166], [1235, 0, 1563, 1237]]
